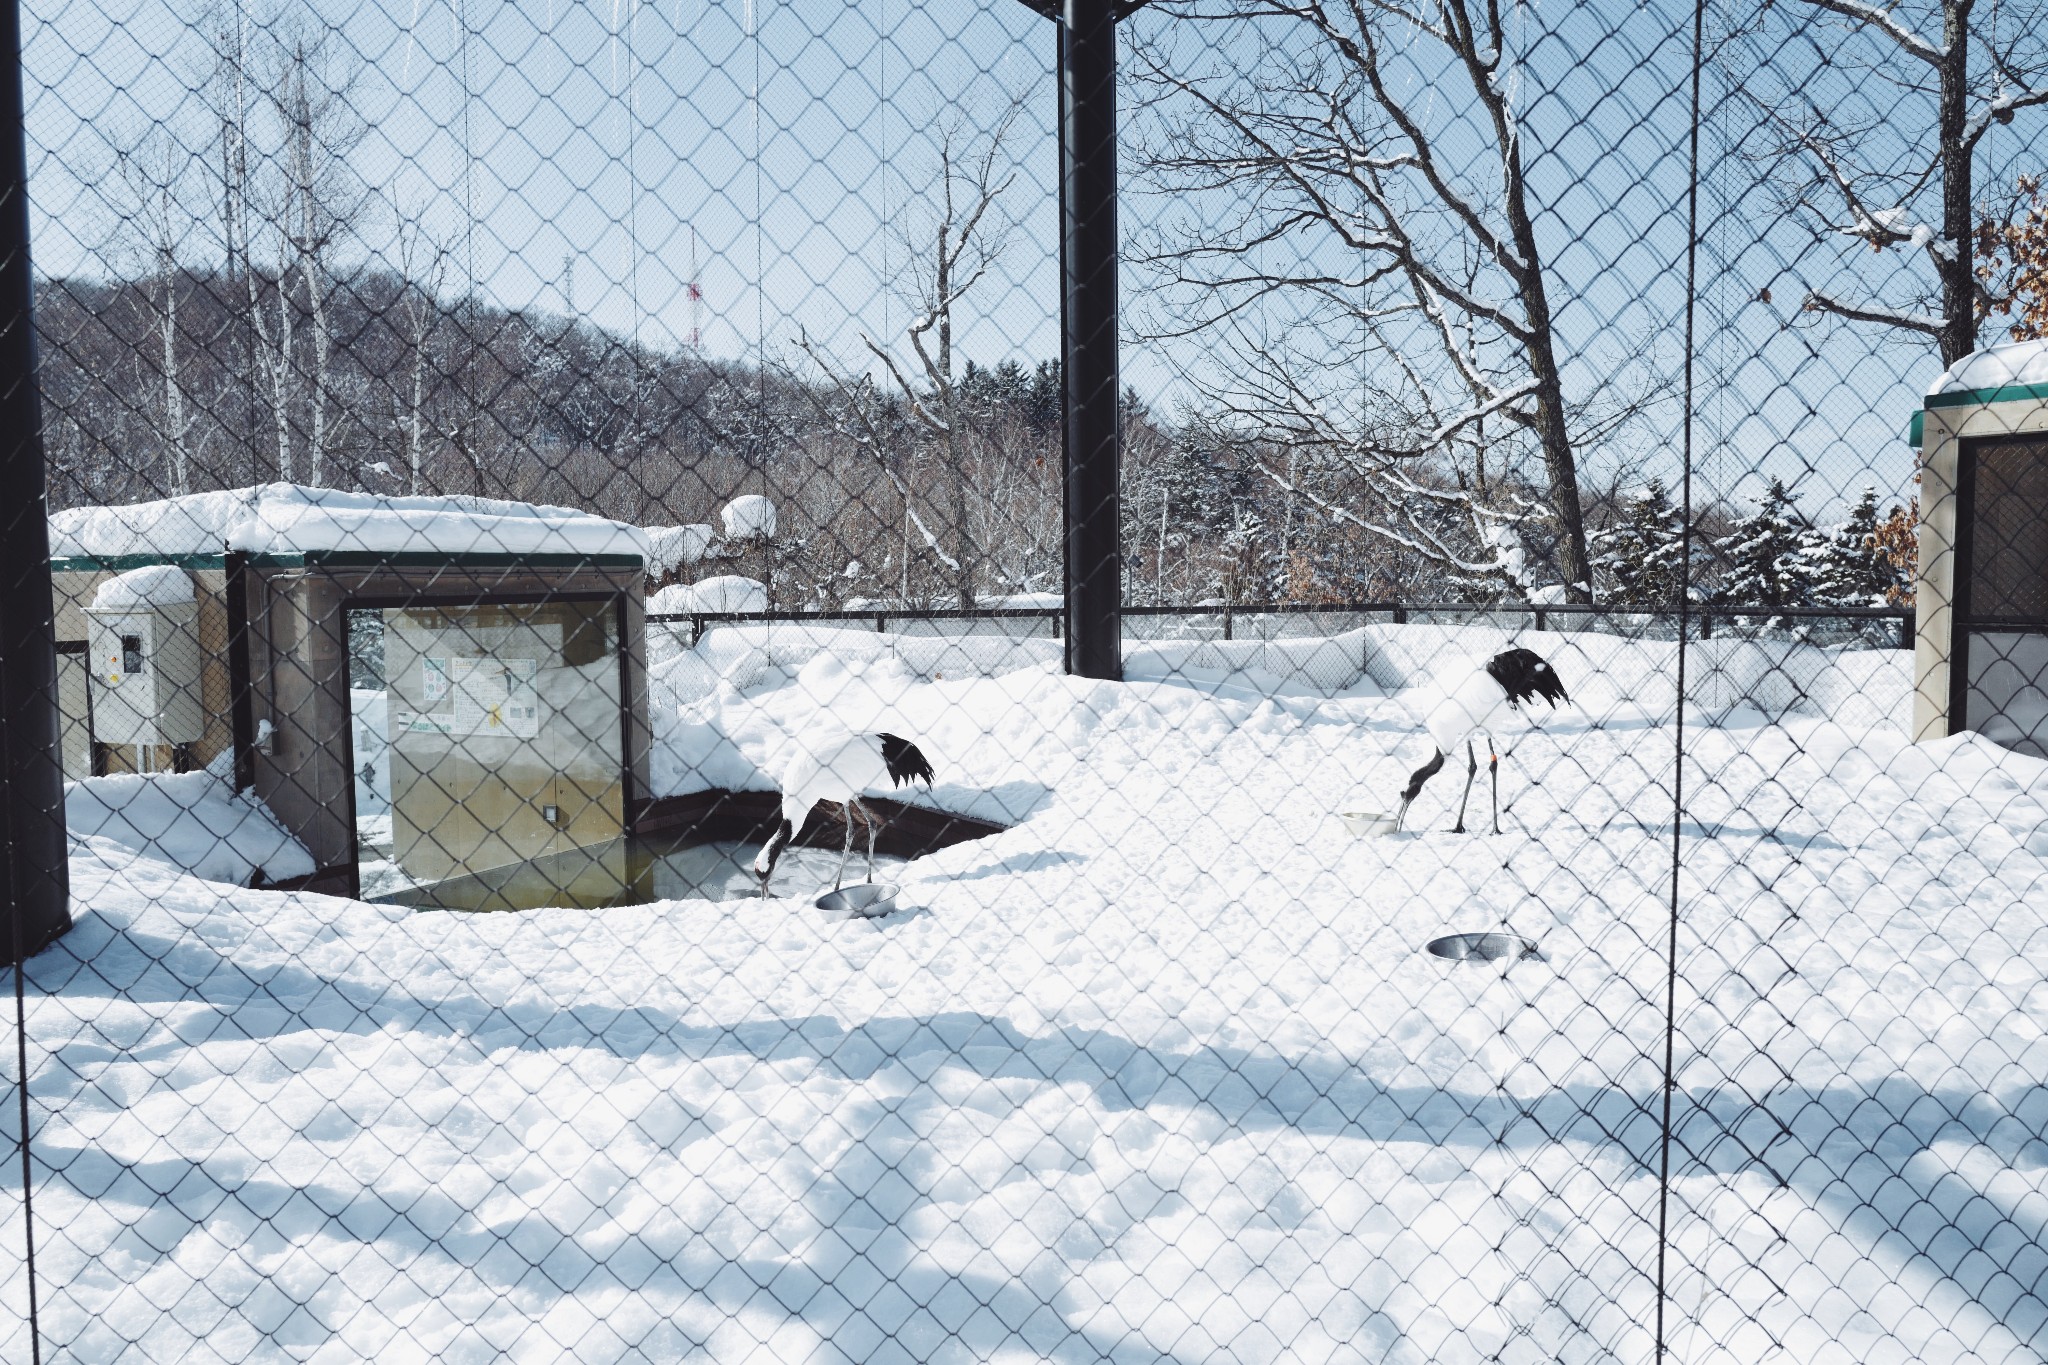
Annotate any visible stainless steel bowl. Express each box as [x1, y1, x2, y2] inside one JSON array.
[[1426, 932, 1541, 962], [815, 882, 901, 918], [1339, 810, 1401, 838]]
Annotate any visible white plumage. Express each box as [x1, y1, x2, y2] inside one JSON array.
[[753, 729, 935, 896], [1397, 646, 1568, 834], [1422, 665, 1518, 756]]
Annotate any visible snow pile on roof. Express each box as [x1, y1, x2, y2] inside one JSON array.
[[720, 494, 776, 540], [1929, 337, 2048, 398], [50, 488, 260, 561], [65, 770, 314, 886], [644, 523, 714, 576], [51, 484, 650, 563], [648, 575, 768, 614], [89, 564, 197, 611]]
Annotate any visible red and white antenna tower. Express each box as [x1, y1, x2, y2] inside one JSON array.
[[687, 226, 703, 349]]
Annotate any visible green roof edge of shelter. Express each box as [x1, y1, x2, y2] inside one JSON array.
[[52, 549, 643, 573], [50, 552, 228, 573], [1909, 379, 2048, 445], [249, 550, 645, 569], [1924, 379, 2048, 411]]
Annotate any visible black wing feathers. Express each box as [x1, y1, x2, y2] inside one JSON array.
[[878, 733, 935, 787], [1486, 647, 1569, 710]]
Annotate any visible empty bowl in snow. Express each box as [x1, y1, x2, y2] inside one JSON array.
[[1340, 810, 1401, 838], [1427, 932, 1541, 963], [816, 883, 900, 918]]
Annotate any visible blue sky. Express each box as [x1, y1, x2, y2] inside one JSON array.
[[20, 0, 2041, 516]]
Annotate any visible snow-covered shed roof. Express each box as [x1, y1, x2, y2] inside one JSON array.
[[1909, 339, 2048, 446], [50, 484, 651, 569], [1927, 338, 2048, 401]]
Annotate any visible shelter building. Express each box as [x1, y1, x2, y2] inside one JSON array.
[[1912, 340, 2048, 757], [50, 486, 652, 897]]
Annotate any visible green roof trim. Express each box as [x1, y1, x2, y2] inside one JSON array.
[[1924, 379, 2048, 411], [53, 549, 643, 573], [246, 549, 645, 570], [49, 552, 228, 574], [1908, 378, 2048, 447]]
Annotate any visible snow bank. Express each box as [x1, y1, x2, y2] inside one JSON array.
[[52, 484, 650, 563], [1359, 622, 1910, 729], [8, 615, 2038, 1364], [648, 574, 769, 614], [64, 770, 314, 886], [1125, 630, 1374, 699], [1929, 336, 2048, 396], [89, 563, 196, 610], [644, 523, 714, 577], [16, 650, 2036, 1364], [721, 494, 776, 540]]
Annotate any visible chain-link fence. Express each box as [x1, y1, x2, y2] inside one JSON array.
[[6, 0, 2048, 1359]]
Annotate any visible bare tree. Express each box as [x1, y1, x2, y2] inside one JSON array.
[[1744, 0, 2048, 366], [853, 97, 1024, 608], [201, 13, 366, 486], [111, 126, 199, 495], [266, 27, 367, 486], [1130, 0, 1604, 601], [391, 216, 449, 494]]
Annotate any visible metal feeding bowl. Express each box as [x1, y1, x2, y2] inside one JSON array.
[[815, 882, 900, 919], [1427, 932, 1541, 963], [1339, 810, 1401, 838]]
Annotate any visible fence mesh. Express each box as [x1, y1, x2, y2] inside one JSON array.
[[6, 0, 2048, 1360]]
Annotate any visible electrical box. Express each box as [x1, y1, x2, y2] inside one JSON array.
[[85, 569, 205, 750]]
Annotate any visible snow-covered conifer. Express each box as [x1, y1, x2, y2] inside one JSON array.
[[1591, 478, 1687, 607], [1713, 477, 1815, 623], [1800, 486, 1901, 607]]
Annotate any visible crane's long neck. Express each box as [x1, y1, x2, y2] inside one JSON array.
[[753, 815, 795, 881]]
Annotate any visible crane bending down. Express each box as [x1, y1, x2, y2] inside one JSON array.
[[1397, 647, 1569, 834], [754, 731, 936, 898]]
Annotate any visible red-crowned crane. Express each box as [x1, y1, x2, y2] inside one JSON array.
[[754, 731, 935, 898], [1397, 646, 1569, 834]]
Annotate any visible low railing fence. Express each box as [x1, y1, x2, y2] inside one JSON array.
[[648, 601, 1916, 648]]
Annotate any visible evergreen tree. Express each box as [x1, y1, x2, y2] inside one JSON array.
[[1799, 486, 1905, 607], [1712, 477, 1815, 623], [1592, 478, 1688, 607]]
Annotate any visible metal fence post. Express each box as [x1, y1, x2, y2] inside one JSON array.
[[1061, 0, 1122, 681], [0, 0, 69, 966]]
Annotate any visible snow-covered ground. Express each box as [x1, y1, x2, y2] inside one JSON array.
[[6, 626, 2046, 1363]]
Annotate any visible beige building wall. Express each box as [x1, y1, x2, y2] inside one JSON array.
[[1913, 396, 2048, 742]]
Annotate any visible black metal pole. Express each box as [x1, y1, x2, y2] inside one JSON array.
[[1061, 0, 1122, 680], [0, 0, 70, 967]]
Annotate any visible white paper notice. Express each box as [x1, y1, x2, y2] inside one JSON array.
[[415, 656, 540, 737]]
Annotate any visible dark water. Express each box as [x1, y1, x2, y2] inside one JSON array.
[[368, 837, 908, 912]]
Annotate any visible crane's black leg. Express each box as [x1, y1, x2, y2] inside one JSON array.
[[1398, 748, 1445, 831], [1453, 741, 1477, 833], [1490, 749, 1500, 835]]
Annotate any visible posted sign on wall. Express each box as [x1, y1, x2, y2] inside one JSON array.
[[412, 657, 541, 738]]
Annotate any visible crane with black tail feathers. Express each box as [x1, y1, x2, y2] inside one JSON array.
[[1397, 647, 1569, 834], [754, 731, 936, 898]]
